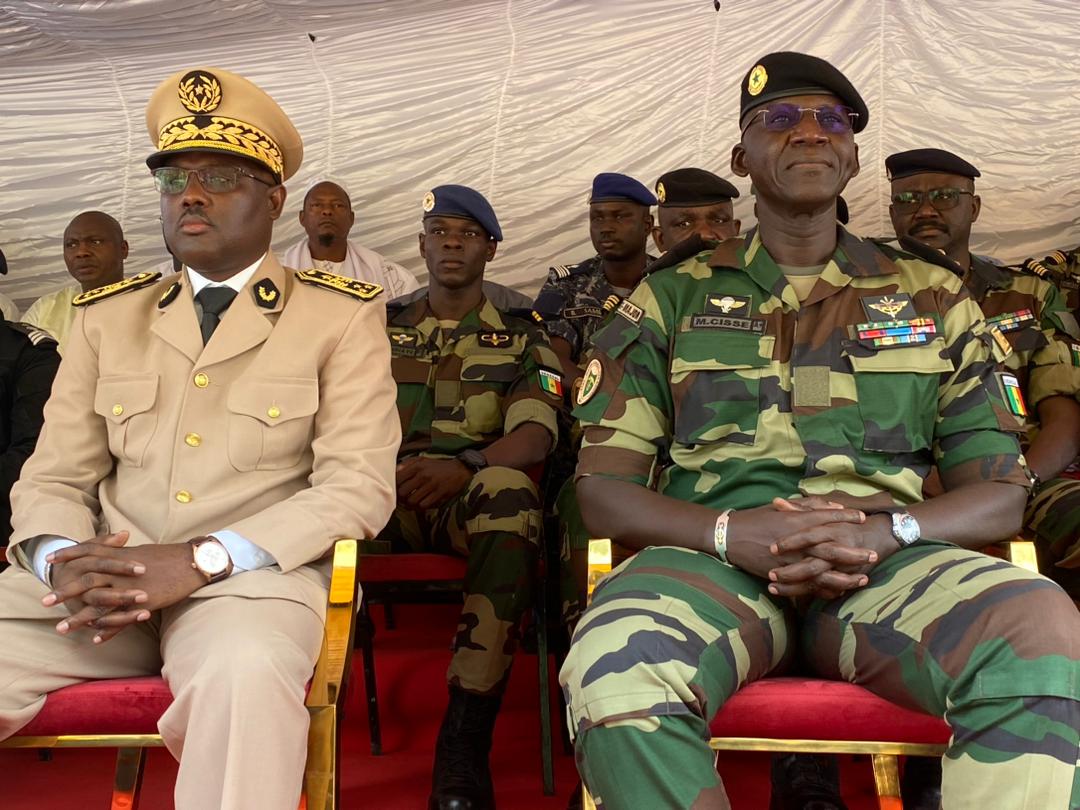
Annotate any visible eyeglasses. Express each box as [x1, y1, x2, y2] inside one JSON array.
[[890, 188, 973, 214], [151, 166, 275, 195], [744, 103, 859, 134]]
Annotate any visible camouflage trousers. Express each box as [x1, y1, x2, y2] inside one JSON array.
[[1025, 476, 1080, 599], [377, 466, 542, 695], [559, 542, 1080, 809]]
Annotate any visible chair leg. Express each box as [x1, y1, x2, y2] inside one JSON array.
[[358, 598, 382, 755], [303, 705, 337, 810], [871, 754, 904, 810], [111, 747, 146, 810], [536, 594, 555, 795]]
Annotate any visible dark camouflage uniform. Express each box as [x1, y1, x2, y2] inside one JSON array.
[[559, 229, 1080, 809], [959, 256, 1080, 600], [533, 255, 653, 625], [379, 295, 561, 694]]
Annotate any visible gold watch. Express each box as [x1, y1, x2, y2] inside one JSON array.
[[190, 537, 233, 583]]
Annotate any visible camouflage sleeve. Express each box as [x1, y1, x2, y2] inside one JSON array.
[[534, 276, 580, 355], [1025, 279, 1080, 405], [573, 282, 672, 487], [502, 327, 560, 445], [934, 290, 1030, 488]]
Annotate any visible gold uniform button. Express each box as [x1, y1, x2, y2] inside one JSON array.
[[267, 405, 281, 419], [111, 404, 124, 416], [175, 490, 193, 504], [193, 372, 210, 388], [184, 433, 202, 447]]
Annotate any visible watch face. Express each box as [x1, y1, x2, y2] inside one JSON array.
[[195, 541, 230, 575], [893, 513, 920, 545]]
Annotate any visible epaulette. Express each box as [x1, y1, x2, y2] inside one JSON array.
[[646, 233, 719, 276], [7, 321, 57, 347], [894, 236, 965, 275], [548, 264, 574, 280], [71, 271, 162, 307], [295, 268, 382, 301]]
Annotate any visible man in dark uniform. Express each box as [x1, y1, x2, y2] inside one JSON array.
[[651, 167, 742, 253], [381, 185, 561, 810], [560, 51, 1080, 810], [0, 320, 59, 551]]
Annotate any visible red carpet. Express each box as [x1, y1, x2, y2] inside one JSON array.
[[0, 603, 884, 808]]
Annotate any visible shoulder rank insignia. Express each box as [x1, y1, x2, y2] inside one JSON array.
[[860, 293, 917, 322], [549, 265, 572, 280], [158, 280, 182, 309], [295, 269, 382, 301], [72, 272, 163, 307], [478, 330, 513, 348], [8, 321, 57, 347], [253, 278, 280, 308]]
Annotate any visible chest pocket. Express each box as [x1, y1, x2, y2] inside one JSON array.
[[846, 338, 953, 453], [1005, 324, 1049, 356], [94, 374, 160, 467], [670, 331, 772, 446], [226, 377, 319, 471], [453, 350, 522, 436]]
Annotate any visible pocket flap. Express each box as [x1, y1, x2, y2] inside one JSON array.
[[227, 377, 319, 426], [847, 338, 953, 374], [461, 354, 519, 383], [672, 331, 773, 376], [94, 374, 159, 424]]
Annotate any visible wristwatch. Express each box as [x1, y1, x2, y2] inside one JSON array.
[[457, 449, 489, 473], [190, 537, 233, 583], [889, 512, 921, 549]]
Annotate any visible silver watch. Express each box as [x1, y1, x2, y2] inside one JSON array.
[[890, 512, 921, 549]]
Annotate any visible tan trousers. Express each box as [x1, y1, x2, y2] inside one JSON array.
[[0, 566, 324, 810]]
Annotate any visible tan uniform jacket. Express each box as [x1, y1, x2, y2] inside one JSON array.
[[7, 253, 400, 616]]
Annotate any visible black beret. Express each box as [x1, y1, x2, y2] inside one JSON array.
[[654, 168, 740, 207], [589, 173, 656, 206], [885, 148, 980, 181], [740, 51, 868, 134], [836, 195, 849, 225], [422, 184, 502, 242]]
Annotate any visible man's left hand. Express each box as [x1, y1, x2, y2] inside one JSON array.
[[396, 457, 472, 511]]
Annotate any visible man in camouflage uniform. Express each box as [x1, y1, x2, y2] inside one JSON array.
[[888, 149, 1080, 605], [559, 51, 1080, 810], [379, 184, 561, 810]]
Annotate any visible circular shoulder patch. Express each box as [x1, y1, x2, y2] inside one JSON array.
[[577, 358, 603, 406], [422, 191, 436, 212], [747, 64, 768, 97]]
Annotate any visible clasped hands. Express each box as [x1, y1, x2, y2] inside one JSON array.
[[40, 531, 207, 644], [727, 496, 897, 601]]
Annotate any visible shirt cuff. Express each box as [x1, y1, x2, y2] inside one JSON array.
[[28, 535, 78, 585], [211, 530, 277, 575]]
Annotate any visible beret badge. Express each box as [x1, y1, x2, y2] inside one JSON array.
[[655, 182, 666, 204], [747, 64, 768, 96], [422, 191, 436, 212]]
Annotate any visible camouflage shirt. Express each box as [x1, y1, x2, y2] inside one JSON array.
[[574, 228, 1029, 510], [533, 254, 654, 363], [961, 255, 1080, 430], [387, 295, 561, 458]]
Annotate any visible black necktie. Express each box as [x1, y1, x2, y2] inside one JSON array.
[[195, 286, 237, 345]]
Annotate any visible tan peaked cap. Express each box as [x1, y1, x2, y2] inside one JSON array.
[[145, 67, 303, 181]]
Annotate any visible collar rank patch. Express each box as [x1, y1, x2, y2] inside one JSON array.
[[990, 326, 1014, 358], [577, 358, 603, 405], [158, 281, 182, 309], [253, 278, 280, 308], [616, 299, 644, 324], [538, 368, 564, 398], [985, 308, 1035, 333], [703, 293, 751, 316], [999, 372, 1028, 417], [478, 331, 513, 348], [860, 293, 917, 322], [295, 268, 382, 301]]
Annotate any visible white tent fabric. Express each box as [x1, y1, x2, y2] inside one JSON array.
[[0, 0, 1078, 311]]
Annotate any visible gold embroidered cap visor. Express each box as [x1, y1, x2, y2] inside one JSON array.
[[145, 67, 303, 182]]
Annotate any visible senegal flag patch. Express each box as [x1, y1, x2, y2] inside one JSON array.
[[999, 372, 1028, 417], [538, 368, 563, 398]]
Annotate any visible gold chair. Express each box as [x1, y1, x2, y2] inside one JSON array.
[[580, 539, 1040, 810], [0, 538, 360, 810]]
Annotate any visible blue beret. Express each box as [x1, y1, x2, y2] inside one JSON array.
[[589, 173, 657, 206], [885, 148, 980, 181], [422, 184, 502, 242], [740, 51, 868, 134]]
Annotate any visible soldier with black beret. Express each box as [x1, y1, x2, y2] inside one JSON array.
[[651, 167, 742, 254]]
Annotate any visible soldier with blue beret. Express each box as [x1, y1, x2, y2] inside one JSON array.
[[422, 183, 504, 242]]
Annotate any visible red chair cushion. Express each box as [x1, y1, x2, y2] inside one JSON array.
[[359, 553, 467, 584], [709, 677, 951, 745], [16, 676, 173, 737]]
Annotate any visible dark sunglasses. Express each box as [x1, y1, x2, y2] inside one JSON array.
[[744, 103, 858, 134], [890, 188, 973, 215], [151, 166, 275, 195]]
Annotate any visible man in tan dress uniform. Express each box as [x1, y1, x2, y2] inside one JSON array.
[[0, 67, 401, 810]]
